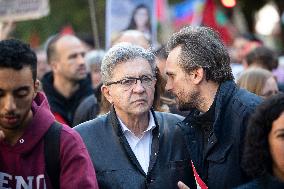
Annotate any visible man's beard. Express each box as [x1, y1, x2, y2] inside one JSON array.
[[176, 89, 200, 111]]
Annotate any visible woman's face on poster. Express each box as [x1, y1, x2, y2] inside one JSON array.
[[134, 7, 149, 28]]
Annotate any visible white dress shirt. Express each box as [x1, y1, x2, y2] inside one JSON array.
[[118, 112, 156, 174]]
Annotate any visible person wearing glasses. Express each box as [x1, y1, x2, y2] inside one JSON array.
[[74, 43, 197, 189]]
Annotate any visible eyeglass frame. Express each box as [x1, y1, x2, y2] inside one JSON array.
[[105, 75, 156, 90]]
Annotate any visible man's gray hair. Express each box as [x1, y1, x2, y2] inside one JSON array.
[[167, 26, 234, 83], [85, 49, 105, 72], [101, 43, 156, 84]]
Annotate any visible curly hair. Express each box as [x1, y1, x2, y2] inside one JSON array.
[[0, 39, 37, 81], [166, 26, 234, 83], [242, 93, 284, 178]]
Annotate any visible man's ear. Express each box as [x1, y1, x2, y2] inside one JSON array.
[[33, 79, 40, 98], [192, 67, 205, 85], [101, 85, 113, 104], [50, 60, 59, 72]]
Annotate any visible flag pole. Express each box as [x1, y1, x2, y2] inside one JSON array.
[[88, 0, 100, 49]]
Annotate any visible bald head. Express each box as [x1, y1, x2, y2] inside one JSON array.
[[46, 34, 87, 81], [112, 30, 150, 49], [46, 35, 83, 64]]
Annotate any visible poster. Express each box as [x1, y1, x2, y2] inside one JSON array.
[[106, 0, 157, 49], [0, 0, 49, 22]]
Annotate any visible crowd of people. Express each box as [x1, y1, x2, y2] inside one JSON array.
[[0, 24, 284, 189]]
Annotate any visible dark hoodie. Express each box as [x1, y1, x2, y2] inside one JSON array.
[[41, 72, 93, 127], [0, 92, 99, 189]]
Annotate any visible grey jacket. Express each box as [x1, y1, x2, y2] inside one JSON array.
[[74, 107, 196, 189]]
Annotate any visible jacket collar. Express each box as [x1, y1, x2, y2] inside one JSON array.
[[213, 80, 237, 139], [182, 80, 237, 160]]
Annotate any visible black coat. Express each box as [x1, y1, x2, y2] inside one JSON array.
[[74, 108, 197, 189], [179, 80, 262, 189], [234, 174, 284, 189], [41, 72, 93, 126]]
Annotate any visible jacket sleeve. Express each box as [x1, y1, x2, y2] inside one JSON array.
[[59, 127, 99, 189]]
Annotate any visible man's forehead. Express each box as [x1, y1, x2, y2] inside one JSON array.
[[168, 46, 182, 58], [166, 47, 181, 67], [56, 36, 84, 51], [0, 67, 34, 88], [112, 58, 153, 76]]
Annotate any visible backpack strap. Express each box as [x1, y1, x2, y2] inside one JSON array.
[[44, 121, 62, 189]]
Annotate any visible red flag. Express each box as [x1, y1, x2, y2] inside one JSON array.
[[202, 0, 233, 44], [60, 25, 75, 35], [156, 0, 166, 22]]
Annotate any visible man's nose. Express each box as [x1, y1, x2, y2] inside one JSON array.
[[4, 95, 16, 112], [132, 79, 146, 93], [165, 80, 172, 92], [77, 53, 85, 65]]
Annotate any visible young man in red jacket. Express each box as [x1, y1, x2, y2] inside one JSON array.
[[0, 39, 99, 189]]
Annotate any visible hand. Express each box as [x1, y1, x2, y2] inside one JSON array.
[[177, 181, 190, 189], [0, 130, 5, 141]]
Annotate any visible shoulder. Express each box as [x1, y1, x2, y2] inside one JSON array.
[[231, 88, 262, 115], [73, 95, 99, 126], [59, 125, 87, 150], [233, 179, 261, 189], [154, 111, 184, 133], [78, 95, 98, 106], [154, 111, 184, 122], [219, 81, 262, 112], [74, 114, 108, 135]]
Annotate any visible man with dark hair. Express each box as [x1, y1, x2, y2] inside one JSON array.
[[165, 26, 262, 189], [244, 46, 278, 71], [42, 34, 93, 126], [0, 39, 99, 188]]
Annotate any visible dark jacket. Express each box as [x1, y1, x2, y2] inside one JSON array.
[[74, 108, 197, 189], [234, 174, 284, 189], [41, 72, 93, 126], [179, 80, 262, 189], [73, 94, 100, 125]]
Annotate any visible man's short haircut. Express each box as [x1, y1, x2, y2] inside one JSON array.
[[101, 43, 156, 84], [85, 50, 105, 72], [245, 46, 278, 71], [46, 34, 62, 64], [0, 39, 37, 81], [167, 26, 234, 83], [111, 30, 150, 49]]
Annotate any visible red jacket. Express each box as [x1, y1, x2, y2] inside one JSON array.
[[0, 92, 99, 189]]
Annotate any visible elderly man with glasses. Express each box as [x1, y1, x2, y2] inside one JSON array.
[[74, 43, 197, 189]]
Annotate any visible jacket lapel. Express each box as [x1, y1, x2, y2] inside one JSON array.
[[147, 109, 160, 174], [110, 106, 146, 176]]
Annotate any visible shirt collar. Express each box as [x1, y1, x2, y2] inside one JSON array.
[[118, 111, 156, 134]]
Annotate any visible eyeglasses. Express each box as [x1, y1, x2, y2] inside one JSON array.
[[105, 75, 156, 91]]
